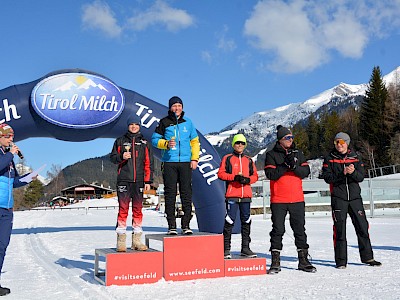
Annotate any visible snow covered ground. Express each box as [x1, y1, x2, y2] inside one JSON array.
[[2, 199, 400, 300]]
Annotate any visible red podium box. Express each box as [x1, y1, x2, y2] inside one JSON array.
[[146, 233, 224, 281], [94, 248, 163, 286], [224, 257, 267, 277]]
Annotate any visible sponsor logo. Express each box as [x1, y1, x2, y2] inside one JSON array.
[[31, 73, 124, 128]]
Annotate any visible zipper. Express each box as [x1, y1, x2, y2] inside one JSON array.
[[343, 156, 350, 201], [132, 138, 136, 182], [239, 154, 244, 198]]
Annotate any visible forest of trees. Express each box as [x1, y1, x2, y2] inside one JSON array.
[[293, 66, 400, 170]]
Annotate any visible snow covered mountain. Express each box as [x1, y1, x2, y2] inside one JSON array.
[[206, 66, 400, 159]]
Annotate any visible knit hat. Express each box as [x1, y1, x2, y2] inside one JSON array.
[[277, 125, 291, 140], [334, 132, 350, 145], [169, 96, 183, 109], [126, 115, 141, 126], [0, 123, 14, 136], [232, 134, 247, 148]]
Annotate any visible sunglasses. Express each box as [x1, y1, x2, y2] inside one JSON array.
[[334, 139, 346, 145], [1, 134, 14, 138], [283, 135, 294, 140], [234, 141, 246, 145]]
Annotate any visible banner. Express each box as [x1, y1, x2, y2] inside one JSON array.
[[0, 69, 226, 233]]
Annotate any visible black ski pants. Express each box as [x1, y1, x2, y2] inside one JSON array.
[[270, 202, 309, 251], [331, 197, 374, 266], [163, 162, 193, 229]]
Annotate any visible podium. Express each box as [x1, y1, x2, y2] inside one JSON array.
[[94, 232, 267, 286], [94, 248, 163, 286], [146, 233, 224, 281], [224, 256, 266, 277]]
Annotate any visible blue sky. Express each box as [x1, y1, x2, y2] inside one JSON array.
[[1, 0, 400, 176]]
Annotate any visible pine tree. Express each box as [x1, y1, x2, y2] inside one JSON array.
[[306, 114, 321, 159], [359, 66, 390, 166], [24, 179, 44, 207], [386, 81, 400, 164], [320, 111, 341, 155], [292, 124, 309, 158]]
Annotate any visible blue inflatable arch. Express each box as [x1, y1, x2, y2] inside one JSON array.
[[0, 69, 226, 233]]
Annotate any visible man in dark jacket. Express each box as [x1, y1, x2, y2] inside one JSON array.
[[110, 115, 154, 252], [322, 132, 381, 269], [264, 125, 316, 274]]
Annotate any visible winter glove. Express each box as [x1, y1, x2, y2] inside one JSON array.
[[234, 175, 243, 182], [285, 150, 298, 170], [239, 176, 251, 185]]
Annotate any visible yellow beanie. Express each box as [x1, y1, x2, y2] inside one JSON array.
[[232, 134, 247, 148]]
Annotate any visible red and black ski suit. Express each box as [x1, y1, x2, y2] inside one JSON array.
[[218, 151, 258, 252], [110, 131, 153, 234]]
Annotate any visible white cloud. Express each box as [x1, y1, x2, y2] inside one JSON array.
[[81, 1, 122, 38], [217, 25, 237, 52], [201, 51, 213, 64], [244, 0, 400, 73], [127, 0, 194, 32]]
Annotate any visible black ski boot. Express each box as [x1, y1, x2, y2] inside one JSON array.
[[268, 250, 281, 274], [223, 220, 233, 259], [362, 259, 382, 267], [298, 249, 317, 273], [240, 221, 257, 258], [0, 286, 10, 296]]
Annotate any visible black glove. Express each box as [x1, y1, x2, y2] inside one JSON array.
[[234, 175, 243, 182], [239, 176, 250, 185], [285, 150, 297, 169]]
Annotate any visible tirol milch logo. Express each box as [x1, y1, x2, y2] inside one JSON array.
[[31, 73, 125, 129]]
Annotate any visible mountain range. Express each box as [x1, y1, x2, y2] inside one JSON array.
[[205, 66, 400, 162]]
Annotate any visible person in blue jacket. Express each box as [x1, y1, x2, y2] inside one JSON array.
[[0, 123, 32, 296], [152, 96, 200, 235]]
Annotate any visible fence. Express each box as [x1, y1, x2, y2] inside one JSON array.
[[253, 178, 400, 218], [368, 164, 400, 178]]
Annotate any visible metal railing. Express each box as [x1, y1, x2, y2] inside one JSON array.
[[254, 178, 400, 218], [368, 164, 400, 178]]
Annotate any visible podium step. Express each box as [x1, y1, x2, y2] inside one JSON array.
[[94, 248, 163, 286], [146, 232, 225, 281]]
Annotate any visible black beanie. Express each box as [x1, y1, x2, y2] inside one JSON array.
[[168, 96, 183, 109], [277, 125, 291, 140], [127, 115, 141, 126]]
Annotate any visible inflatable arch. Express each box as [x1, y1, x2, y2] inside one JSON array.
[[0, 69, 226, 233]]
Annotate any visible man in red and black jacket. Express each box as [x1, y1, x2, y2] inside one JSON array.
[[110, 115, 154, 252], [322, 132, 381, 269], [264, 125, 316, 274]]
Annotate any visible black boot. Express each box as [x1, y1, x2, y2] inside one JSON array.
[[240, 222, 257, 258], [268, 250, 281, 274], [0, 286, 10, 296], [298, 249, 317, 273], [223, 221, 233, 259]]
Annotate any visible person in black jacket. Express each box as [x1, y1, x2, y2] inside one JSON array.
[[110, 115, 154, 252], [264, 125, 316, 274], [322, 132, 381, 269]]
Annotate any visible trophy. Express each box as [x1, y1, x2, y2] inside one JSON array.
[[170, 136, 177, 150]]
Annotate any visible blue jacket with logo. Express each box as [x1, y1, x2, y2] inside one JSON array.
[[0, 149, 28, 209], [152, 111, 200, 163]]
